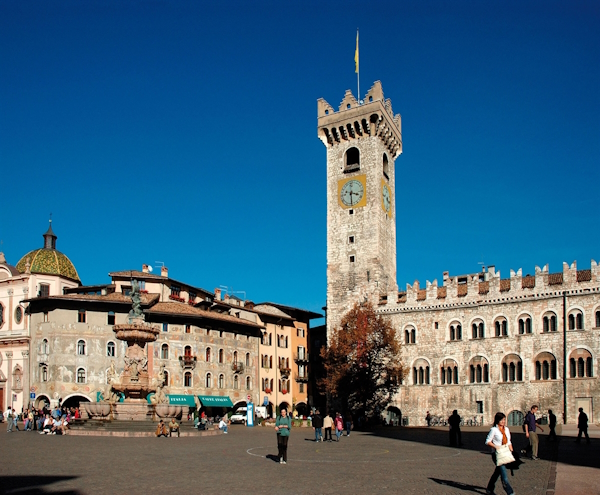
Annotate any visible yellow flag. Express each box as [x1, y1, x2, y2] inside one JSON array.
[[354, 31, 359, 73]]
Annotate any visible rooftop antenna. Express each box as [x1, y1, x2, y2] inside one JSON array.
[[478, 261, 485, 272], [219, 285, 246, 303]]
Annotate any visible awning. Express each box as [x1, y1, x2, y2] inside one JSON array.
[[168, 395, 196, 406], [197, 395, 233, 407]]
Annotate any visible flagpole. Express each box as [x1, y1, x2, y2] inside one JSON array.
[[356, 29, 360, 103]]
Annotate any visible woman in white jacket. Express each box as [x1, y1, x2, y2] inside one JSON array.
[[485, 412, 514, 495]]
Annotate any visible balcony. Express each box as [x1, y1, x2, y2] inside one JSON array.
[[179, 355, 197, 369], [295, 372, 309, 382], [279, 365, 291, 376], [231, 362, 244, 373], [293, 352, 309, 363]]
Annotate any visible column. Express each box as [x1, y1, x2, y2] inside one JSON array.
[[22, 350, 30, 408], [5, 351, 12, 407]]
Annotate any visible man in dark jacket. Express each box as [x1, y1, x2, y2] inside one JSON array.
[[524, 405, 544, 459], [576, 407, 590, 443], [312, 410, 323, 442], [448, 410, 462, 446], [547, 409, 557, 442]]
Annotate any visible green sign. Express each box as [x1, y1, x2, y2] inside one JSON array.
[[168, 395, 196, 406], [197, 395, 233, 407]]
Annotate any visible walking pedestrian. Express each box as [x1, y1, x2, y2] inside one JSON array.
[[334, 412, 344, 441], [323, 412, 333, 442], [425, 411, 431, 427], [312, 409, 323, 442], [524, 405, 544, 459], [6, 408, 13, 432], [448, 410, 462, 446], [575, 407, 590, 443], [275, 407, 292, 464], [345, 415, 352, 436], [485, 412, 515, 495], [547, 409, 557, 442], [12, 409, 20, 431]]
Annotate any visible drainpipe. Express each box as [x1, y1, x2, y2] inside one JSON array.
[[562, 291, 567, 424]]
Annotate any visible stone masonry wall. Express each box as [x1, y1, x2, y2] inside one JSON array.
[[379, 262, 600, 425]]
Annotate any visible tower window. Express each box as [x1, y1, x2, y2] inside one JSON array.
[[349, 209, 354, 215], [349, 255, 355, 263], [345, 147, 360, 170], [348, 236, 355, 244], [383, 153, 389, 179]]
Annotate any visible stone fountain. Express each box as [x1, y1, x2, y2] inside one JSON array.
[[84, 280, 181, 421]]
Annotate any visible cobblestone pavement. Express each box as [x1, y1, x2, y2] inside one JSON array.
[[0, 425, 554, 495]]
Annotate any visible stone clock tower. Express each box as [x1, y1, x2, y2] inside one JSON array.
[[318, 81, 402, 337]]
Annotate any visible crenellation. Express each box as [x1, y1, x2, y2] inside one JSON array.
[[339, 89, 359, 112]]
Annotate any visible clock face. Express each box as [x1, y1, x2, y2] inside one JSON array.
[[382, 182, 391, 215], [340, 180, 365, 207]]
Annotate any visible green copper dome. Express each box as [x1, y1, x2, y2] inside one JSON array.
[[16, 221, 80, 283], [16, 249, 80, 282]]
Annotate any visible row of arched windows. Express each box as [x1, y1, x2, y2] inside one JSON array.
[[410, 349, 594, 385], [439, 308, 599, 341], [159, 344, 250, 366], [194, 373, 251, 390]]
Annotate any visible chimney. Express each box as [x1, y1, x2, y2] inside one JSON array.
[[142, 264, 150, 273], [161, 266, 168, 278], [214, 288, 222, 301]]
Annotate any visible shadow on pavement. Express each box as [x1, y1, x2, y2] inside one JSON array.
[[366, 426, 600, 469], [265, 454, 280, 463], [429, 478, 487, 494], [0, 476, 81, 495]]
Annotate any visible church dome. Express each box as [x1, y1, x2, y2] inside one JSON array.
[[16, 221, 81, 283]]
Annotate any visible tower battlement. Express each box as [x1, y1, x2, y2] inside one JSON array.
[[317, 81, 402, 158], [379, 259, 600, 311]]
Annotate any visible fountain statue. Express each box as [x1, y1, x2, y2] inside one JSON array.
[[84, 280, 178, 420]]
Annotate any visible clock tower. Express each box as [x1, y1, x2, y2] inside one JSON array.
[[318, 81, 402, 337]]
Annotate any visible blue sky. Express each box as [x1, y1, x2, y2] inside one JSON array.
[[1, 1, 599, 324]]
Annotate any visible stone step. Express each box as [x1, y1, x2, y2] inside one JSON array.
[[66, 429, 221, 438]]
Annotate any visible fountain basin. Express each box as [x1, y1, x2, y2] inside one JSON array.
[[113, 323, 160, 343], [84, 403, 111, 418], [154, 405, 183, 419]]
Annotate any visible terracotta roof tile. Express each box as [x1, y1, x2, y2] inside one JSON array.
[[252, 304, 293, 319], [147, 302, 263, 328], [109, 270, 165, 280], [479, 281, 489, 294], [109, 270, 213, 296], [548, 272, 563, 285], [27, 293, 159, 305], [457, 284, 468, 297], [522, 276, 535, 289], [398, 292, 407, 303], [500, 279, 511, 292], [436, 287, 447, 299], [577, 269, 592, 282], [417, 290, 426, 301]]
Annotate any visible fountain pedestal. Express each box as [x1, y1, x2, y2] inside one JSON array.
[[85, 282, 181, 422]]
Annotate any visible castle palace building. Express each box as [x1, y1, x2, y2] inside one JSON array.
[[319, 81, 599, 426]]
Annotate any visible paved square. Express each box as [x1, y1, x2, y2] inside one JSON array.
[[1, 426, 553, 494]]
